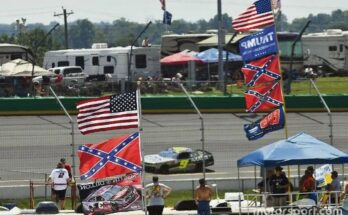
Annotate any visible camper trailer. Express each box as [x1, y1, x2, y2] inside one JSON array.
[[43, 44, 161, 81], [302, 29, 348, 75], [0, 43, 34, 65]]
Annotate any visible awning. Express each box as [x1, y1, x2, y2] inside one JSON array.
[[197, 33, 249, 47]]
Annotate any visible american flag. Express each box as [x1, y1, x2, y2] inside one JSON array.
[[78, 132, 142, 180], [232, 0, 275, 32], [76, 92, 139, 135]]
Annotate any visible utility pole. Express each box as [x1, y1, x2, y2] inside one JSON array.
[[54, 7, 74, 49], [217, 0, 225, 90]]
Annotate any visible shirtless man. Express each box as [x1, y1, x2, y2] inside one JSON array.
[[194, 178, 213, 215]]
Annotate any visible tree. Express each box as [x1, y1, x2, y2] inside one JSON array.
[[208, 13, 232, 31], [69, 19, 95, 48]]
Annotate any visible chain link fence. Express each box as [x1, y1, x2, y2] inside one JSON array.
[[0, 112, 347, 183], [1, 78, 348, 97]]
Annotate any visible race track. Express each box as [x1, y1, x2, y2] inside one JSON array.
[[0, 112, 347, 185]]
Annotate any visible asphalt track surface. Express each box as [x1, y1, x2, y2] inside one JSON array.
[[0, 112, 347, 185]]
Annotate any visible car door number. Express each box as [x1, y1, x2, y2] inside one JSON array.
[[179, 159, 189, 169]]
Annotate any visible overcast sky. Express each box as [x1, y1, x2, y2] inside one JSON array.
[[0, 0, 346, 25]]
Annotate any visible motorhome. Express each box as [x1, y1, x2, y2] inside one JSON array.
[[302, 29, 348, 75], [161, 33, 214, 57], [43, 44, 161, 81], [0, 43, 34, 65]]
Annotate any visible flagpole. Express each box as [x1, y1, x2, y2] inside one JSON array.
[[270, 0, 293, 203], [136, 80, 147, 215], [165, 8, 168, 32], [270, 0, 288, 139]]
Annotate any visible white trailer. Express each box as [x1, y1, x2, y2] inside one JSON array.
[[43, 44, 161, 81], [302, 29, 348, 74], [0, 43, 34, 66]]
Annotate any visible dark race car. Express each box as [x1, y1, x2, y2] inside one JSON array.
[[144, 147, 214, 174], [82, 185, 141, 214]]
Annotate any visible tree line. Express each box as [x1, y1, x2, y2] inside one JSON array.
[[0, 9, 348, 66]]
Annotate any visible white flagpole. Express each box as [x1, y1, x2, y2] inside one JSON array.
[[136, 82, 147, 215]]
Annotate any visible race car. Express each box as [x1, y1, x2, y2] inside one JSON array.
[[82, 185, 141, 214], [144, 147, 214, 174]]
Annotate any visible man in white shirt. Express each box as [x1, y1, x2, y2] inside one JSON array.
[[145, 176, 171, 215], [48, 162, 70, 209]]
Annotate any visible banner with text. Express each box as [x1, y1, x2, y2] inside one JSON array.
[[78, 173, 142, 215], [315, 164, 333, 188], [239, 25, 278, 62]]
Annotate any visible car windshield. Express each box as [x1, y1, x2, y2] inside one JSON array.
[[102, 186, 122, 200], [159, 150, 177, 159]]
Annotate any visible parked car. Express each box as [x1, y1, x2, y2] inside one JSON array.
[[48, 66, 86, 85], [144, 147, 214, 174], [82, 185, 141, 214]]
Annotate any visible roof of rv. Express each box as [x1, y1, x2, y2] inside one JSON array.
[[303, 29, 348, 38], [0, 43, 31, 52], [46, 45, 159, 54]]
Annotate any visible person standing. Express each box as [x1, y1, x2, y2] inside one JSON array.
[[142, 37, 150, 47], [145, 176, 172, 215], [195, 178, 213, 215], [48, 162, 70, 210], [328, 171, 341, 204], [60, 158, 72, 180], [269, 166, 289, 207]]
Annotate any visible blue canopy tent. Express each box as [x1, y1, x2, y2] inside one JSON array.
[[195, 48, 242, 63], [236, 133, 348, 210], [195, 48, 242, 81], [237, 132, 348, 168]]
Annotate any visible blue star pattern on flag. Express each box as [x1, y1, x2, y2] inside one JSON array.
[[110, 92, 137, 113], [242, 55, 281, 87], [78, 132, 142, 180]]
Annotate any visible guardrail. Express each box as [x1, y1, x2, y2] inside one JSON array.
[[0, 94, 347, 115]]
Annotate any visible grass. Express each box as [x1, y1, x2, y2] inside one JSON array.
[[141, 77, 348, 96], [0, 190, 230, 210], [290, 77, 348, 95]]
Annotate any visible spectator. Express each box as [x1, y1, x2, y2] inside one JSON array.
[[299, 169, 316, 202], [145, 176, 171, 215], [327, 171, 341, 204], [258, 168, 275, 206], [60, 158, 72, 180], [269, 166, 289, 207], [299, 166, 314, 191], [48, 162, 70, 210], [142, 37, 150, 47], [195, 178, 213, 215]]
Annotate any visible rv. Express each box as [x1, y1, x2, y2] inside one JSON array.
[[161, 33, 214, 57], [43, 44, 161, 81], [0, 43, 34, 65], [302, 29, 348, 75]]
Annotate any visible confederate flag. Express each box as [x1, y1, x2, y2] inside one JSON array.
[[242, 54, 281, 87], [245, 81, 283, 112], [78, 132, 142, 180]]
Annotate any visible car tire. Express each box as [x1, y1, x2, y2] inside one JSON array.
[[195, 163, 203, 172], [159, 165, 169, 174]]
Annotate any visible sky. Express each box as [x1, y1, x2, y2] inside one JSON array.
[[0, 0, 346, 25]]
